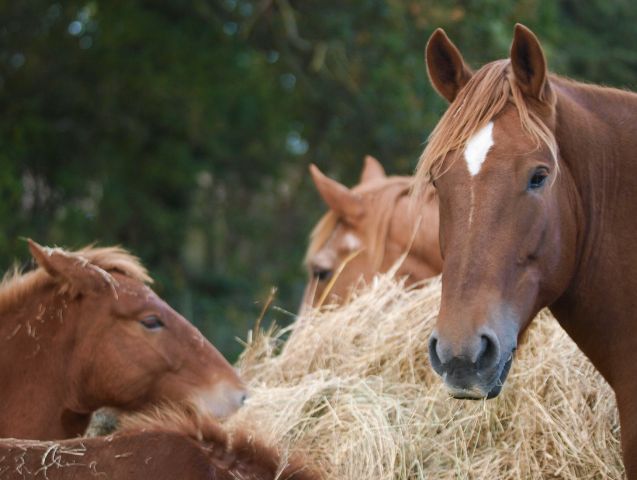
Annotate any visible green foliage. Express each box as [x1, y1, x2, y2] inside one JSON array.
[[1, 0, 635, 359]]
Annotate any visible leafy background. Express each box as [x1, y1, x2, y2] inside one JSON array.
[[2, 0, 636, 359]]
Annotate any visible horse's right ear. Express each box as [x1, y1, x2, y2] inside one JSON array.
[[426, 28, 473, 103], [28, 239, 116, 297], [360, 155, 386, 184], [309, 164, 364, 221]]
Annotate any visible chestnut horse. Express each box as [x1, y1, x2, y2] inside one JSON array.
[[0, 405, 319, 479], [0, 240, 246, 440], [302, 155, 441, 310], [418, 24, 637, 476]]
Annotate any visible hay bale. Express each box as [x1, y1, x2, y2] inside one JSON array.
[[230, 275, 624, 479]]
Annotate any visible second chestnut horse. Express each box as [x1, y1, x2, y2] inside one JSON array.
[[301, 156, 441, 311]]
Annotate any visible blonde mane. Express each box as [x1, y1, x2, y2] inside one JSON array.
[[305, 177, 413, 271], [415, 59, 557, 189], [0, 244, 152, 313]]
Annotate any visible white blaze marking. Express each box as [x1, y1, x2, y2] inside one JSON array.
[[343, 233, 361, 251], [468, 186, 475, 227], [464, 122, 494, 176]]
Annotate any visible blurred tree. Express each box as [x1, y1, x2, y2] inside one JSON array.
[[1, 0, 636, 358]]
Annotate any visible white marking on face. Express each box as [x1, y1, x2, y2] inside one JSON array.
[[312, 250, 334, 271], [464, 122, 494, 176], [468, 186, 475, 227], [343, 233, 361, 251]]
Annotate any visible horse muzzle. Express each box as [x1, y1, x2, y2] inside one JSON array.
[[428, 326, 517, 399]]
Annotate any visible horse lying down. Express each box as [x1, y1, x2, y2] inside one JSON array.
[[0, 403, 320, 480]]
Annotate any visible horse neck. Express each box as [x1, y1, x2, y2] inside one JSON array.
[[0, 284, 89, 439], [552, 79, 637, 389]]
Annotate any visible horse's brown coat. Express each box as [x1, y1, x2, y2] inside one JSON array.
[[419, 24, 637, 476], [0, 404, 320, 480], [302, 156, 441, 310], [0, 431, 317, 480], [0, 241, 246, 440]]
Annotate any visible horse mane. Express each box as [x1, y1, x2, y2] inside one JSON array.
[[118, 401, 213, 440], [415, 59, 558, 191], [73, 245, 152, 284], [0, 244, 151, 313], [118, 402, 321, 480], [305, 176, 413, 271]]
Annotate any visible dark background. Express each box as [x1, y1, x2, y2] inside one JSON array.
[[2, 0, 636, 359]]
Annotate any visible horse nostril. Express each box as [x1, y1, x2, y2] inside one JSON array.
[[239, 393, 248, 405], [428, 333, 443, 373], [476, 331, 500, 370]]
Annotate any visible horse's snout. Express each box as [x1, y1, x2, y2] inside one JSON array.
[[229, 385, 249, 411], [195, 383, 249, 419], [428, 327, 505, 398]]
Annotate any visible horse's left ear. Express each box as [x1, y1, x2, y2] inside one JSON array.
[[360, 155, 386, 184], [28, 239, 117, 297], [510, 24, 550, 100]]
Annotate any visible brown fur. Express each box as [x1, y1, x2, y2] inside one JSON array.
[[302, 157, 441, 310], [0, 240, 246, 440], [120, 403, 320, 479], [420, 24, 637, 477], [0, 432, 319, 479], [0, 404, 320, 480]]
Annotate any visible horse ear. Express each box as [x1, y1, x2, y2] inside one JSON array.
[[510, 24, 550, 100], [309, 164, 364, 221], [28, 239, 116, 296], [360, 155, 386, 183], [426, 28, 473, 103]]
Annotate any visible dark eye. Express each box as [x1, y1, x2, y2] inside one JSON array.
[[140, 315, 164, 331], [528, 167, 549, 190], [312, 267, 332, 282]]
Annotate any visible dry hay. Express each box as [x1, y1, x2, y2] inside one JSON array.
[[229, 274, 624, 479]]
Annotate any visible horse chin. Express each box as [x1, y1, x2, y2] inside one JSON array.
[[485, 349, 515, 399], [449, 391, 486, 401], [449, 348, 516, 400]]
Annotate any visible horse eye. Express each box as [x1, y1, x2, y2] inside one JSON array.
[[312, 268, 332, 282], [140, 315, 164, 330], [528, 168, 549, 190]]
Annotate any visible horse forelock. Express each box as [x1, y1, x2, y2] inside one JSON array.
[[305, 177, 412, 271], [415, 59, 558, 194], [305, 211, 339, 266], [0, 244, 152, 314], [74, 245, 152, 284]]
